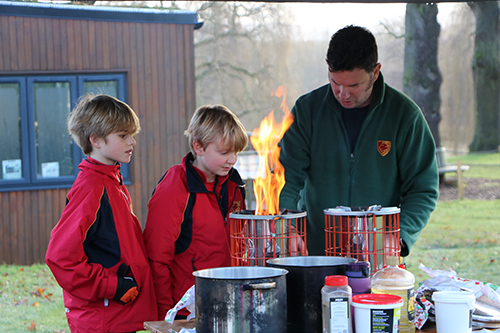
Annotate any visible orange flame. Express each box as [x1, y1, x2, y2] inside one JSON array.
[[250, 86, 294, 215]]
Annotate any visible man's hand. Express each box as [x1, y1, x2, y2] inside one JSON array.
[[290, 227, 308, 256]]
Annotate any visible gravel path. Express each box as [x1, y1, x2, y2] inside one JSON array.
[[438, 177, 500, 201]]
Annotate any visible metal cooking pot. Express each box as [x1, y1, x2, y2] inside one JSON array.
[[193, 266, 288, 333], [267, 256, 357, 333]]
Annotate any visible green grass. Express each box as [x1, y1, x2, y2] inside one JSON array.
[[0, 264, 69, 333], [0, 264, 149, 332], [447, 152, 500, 179], [405, 199, 500, 286]]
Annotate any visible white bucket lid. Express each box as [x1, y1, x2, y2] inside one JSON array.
[[352, 294, 403, 310], [432, 291, 475, 308]]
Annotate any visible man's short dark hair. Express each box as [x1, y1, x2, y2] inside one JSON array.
[[326, 25, 378, 73]]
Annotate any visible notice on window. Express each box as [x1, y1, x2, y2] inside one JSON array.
[[42, 162, 60, 178], [2, 159, 22, 179], [234, 152, 260, 180]]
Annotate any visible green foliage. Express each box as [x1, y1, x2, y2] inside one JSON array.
[[406, 200, 500, 286], [474, 51, 488, 61]]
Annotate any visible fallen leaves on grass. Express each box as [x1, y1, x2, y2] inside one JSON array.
[[27, 321, 36, 330], [13, 297, 29, 306], [31, 286, 53, 301]]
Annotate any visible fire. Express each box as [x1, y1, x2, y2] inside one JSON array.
[[250, 86, 294, 215]]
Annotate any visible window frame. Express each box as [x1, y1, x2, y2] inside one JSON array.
[[0, 77, 30, 187], [0, 73, 129, 192]]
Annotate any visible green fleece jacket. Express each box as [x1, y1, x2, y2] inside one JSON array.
[[279, 74, 439, 257]]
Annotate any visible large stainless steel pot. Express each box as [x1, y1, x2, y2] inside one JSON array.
[[267, 256, 356, 333], [193, 266, 288, 333]]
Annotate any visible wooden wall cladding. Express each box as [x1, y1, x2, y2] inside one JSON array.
[[0, 14, 197, 265]]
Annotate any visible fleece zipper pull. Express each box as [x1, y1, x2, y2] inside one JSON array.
[[348, 153, 355, 205]]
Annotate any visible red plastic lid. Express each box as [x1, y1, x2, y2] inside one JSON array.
[[325, 275, 348, 286], [352, 293, 403, 305]]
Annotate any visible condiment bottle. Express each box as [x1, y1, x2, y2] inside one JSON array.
[[321, 275, 352, 333], [371, 255, 416, 333], [345, 261, 371, 296]]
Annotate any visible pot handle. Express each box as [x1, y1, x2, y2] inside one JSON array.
[[243, 282, 276, 291]]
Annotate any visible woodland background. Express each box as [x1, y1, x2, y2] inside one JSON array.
[[94, 0, 491, 154]]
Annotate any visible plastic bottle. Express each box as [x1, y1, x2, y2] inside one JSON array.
[[321, 275, 352, 333], [345, 261, 371, 296], [371, 256, 416, 333]]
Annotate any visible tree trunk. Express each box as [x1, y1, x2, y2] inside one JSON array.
[[403, 3, 442, 147], [468, 1, 500, 152]]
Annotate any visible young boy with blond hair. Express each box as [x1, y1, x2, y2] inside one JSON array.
[[144, 104, 248, 320], [45, 94, 156, 332]]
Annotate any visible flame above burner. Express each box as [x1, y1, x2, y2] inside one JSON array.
[[250, 86, 294, 215]]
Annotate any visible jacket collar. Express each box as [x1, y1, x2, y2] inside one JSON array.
[[183, 152, 245, 193], [325, 72, 386, 113], [80, 157, 123, 184]]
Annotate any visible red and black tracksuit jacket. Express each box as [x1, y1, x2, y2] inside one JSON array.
[[45, 157, 157, 332], [144, 152, 246, 320]]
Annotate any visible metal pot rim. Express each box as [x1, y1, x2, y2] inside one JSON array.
[[266, 256, 357, 268], [229, 209, 307, 219], [193, 266, 289, 279]]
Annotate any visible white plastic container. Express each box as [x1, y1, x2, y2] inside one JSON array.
[[432, 290, 475, 333], [371, 255, 416, 333], [352, 294, 403, 333], [321, 275, 352, 333]]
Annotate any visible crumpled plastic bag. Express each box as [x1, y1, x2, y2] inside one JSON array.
[[165, 285, 196, 324], [415, 263, 500, 330]]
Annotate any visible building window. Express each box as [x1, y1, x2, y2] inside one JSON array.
[[0, 74, 128, 192]]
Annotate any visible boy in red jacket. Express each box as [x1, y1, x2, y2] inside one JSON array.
[[45, 94, 157, 332], [144, 105, 248, 320]]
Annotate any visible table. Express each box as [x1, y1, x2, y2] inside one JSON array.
[[144, 320, 437, 332], [144, 320, 195, 333]]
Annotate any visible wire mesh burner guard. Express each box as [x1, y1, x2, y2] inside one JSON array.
[[229, 210, 307, 266], [324, 205, 400, 274]]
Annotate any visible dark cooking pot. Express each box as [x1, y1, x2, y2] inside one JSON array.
[[193, 266, 288, 333], [267, 256, 357, 333]]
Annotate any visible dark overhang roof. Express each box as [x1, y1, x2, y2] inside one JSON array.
[[0, 1, 204, 29], [206, 0, 471, 2]]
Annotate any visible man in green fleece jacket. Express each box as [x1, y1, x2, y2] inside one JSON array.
[[279, 25, 439, 258]]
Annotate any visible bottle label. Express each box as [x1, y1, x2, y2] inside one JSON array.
[[329, 297, 349, 333], [370, 308, 400, 333], [407, 288, 415, 322]]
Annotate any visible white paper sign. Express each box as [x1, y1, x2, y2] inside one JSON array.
[[234, 152, 260, 180], [41, 162, 60, 178], [2, 159, 22, 179]]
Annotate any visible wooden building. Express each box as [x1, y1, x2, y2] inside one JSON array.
[[0, 1, 202, 265]]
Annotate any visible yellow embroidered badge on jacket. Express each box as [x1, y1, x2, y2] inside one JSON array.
[[377, 140, 391, 157], [230, 201, 241, 213]]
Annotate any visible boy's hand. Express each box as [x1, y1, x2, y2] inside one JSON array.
[[114, 264, 139, 305]]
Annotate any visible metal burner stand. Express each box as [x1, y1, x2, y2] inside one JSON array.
[[229, 210, 307, 266], [324, 205, 401, 274]]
